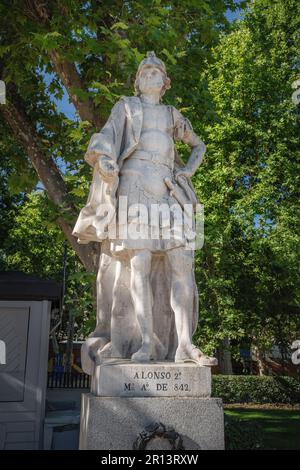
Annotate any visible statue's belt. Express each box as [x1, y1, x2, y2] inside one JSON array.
[[129, 150, 174, 169]]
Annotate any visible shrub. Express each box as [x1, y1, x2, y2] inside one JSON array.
[[212, 375, 300, 404], [224, 415, 263, 450]]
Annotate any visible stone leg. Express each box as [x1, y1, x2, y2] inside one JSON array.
[[166, 248, 217, 366], [166, 248, 194, 356], [130, 249, 153, 362]]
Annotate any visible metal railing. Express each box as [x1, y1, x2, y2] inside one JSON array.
[[47, 372, 90, 389]]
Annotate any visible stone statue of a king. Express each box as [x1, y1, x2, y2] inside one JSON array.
[[73, 51, 217, 371]]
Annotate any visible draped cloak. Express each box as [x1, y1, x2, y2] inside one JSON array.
[[72, 96, 199, 370]]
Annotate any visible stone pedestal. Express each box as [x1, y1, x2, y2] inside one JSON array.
[[91, 360, 211, 397], [80, 360, 224, 450]]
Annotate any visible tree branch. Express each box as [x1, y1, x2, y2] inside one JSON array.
[[48, 49, 102, 128], [0, 96, 98, 272], [24, 0, 103, 128]]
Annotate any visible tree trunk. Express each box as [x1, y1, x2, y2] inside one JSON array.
[[255, 347, 268, 376], [1, 95, 99, 272], [24, 0, 103, 129], [218, 337, 233, 375]]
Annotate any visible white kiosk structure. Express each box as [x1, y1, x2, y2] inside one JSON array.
[[0, 271, 61, 450]]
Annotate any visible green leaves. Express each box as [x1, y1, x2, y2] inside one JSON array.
[[90, 81, 122, 105], [161, 49, 177, 65], [111, 22, 129, 31], [194, 0, 300, 357], [31, 31, 63, 51]]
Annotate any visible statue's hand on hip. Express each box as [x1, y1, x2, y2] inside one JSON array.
[[174, 166, 193, 182], [97, 155, 119, 182]]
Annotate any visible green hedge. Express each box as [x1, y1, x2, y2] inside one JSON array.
[[212, 375, 300, 404], [224, 415, 263, 450]]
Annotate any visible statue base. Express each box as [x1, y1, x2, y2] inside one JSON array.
[[80, 361, 224, 450]]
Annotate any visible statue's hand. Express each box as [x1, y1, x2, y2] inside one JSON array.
[[97, 155, 119, 181], [174, 167, 193, 182]]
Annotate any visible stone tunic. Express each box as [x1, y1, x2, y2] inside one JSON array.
[[110, 102, 189, 254]]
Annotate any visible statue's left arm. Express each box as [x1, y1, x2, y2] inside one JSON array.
[[172, 107, 206, 181]]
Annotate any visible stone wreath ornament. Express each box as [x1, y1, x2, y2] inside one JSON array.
[[133, 422, 184, 450]]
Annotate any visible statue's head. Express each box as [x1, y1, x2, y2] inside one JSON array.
[[134, 51, 171, 99]]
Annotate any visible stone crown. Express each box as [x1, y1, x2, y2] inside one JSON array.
[[136, 51, 167, 77]]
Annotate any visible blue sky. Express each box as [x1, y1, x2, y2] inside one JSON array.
[[226, 7, 244, 22], [44, 72, 76, 120]]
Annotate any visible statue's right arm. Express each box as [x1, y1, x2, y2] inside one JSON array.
[[84, 99, 126, 175]]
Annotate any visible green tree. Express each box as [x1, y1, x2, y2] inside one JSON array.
[[0, 1, 244, 349], [1, 190, 95, 337], [0, 0, 240, 271], [0, 0, 243, 336], [194, 0, 300, 369]]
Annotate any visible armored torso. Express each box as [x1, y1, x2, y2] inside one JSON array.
[[135, 102, 175, 163], [119, 103, 175, 200], [110, 102, 186, 253]]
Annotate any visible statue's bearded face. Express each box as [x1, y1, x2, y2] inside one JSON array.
[[137, 66, 165, 95]]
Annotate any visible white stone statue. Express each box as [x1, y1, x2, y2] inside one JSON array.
[[73, 52, 217, 372]]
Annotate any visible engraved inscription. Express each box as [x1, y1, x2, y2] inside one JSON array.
[[123, 369, 192, 395]]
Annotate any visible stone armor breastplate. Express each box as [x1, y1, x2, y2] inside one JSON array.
[[129, 102, 175, 169]]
